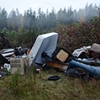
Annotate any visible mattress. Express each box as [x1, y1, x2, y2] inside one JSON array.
[[28, 32, 58, 66]]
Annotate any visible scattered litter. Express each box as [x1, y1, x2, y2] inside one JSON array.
[[65, 60, 100, 80], [0, 71, 8, 77], [36, 68, 41, 73], [47, 75, 60, 81], [4, 63, 11, 72], [0, 32, 100, 82]]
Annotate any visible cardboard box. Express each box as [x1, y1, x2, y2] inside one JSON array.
[[10, 56, 29, 75]]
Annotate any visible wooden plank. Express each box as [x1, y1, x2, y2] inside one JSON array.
[[46, 61, 68, 71]]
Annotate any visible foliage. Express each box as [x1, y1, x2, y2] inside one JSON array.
[[90, 17, 100, 43], [0, 16, 99, 53], [54, 17, 99, 53], [1, 68, 100, 100], [0, 4, 100, 31], [0, 28, 42, 49]]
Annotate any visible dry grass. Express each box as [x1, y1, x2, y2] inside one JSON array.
[[0, 67, 100, 100]]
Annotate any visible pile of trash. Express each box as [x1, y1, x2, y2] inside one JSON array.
[[65, 43, 100, 80], [1, 32, 100, 81], [0, 47, 29, 77]]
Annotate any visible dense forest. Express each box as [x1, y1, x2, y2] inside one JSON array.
[[0, 3, 100, 52], [0, 3, 100, 31]]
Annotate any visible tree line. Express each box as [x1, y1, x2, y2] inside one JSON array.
[[0, 3, 100, 32]]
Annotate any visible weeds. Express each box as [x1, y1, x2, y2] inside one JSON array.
[[8, 73, 24, 96], [1, 67, 100, 100]]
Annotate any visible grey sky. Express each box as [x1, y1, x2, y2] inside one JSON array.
[[0, 0, 100, 14]]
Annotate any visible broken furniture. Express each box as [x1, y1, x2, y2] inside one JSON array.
[[52, 47, 72, 63], [45, 61, 68, 71], [27, 32, 71, 71], [72, 43, 100, 66], [42, 47, 71, 71], [66, 60, 100, 79]]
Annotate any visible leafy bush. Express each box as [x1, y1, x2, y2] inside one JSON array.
[[0, 17, 99, 53], [55, 17, 99, 53]]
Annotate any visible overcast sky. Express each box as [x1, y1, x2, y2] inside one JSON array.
[[0, 0, 100, 14]]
